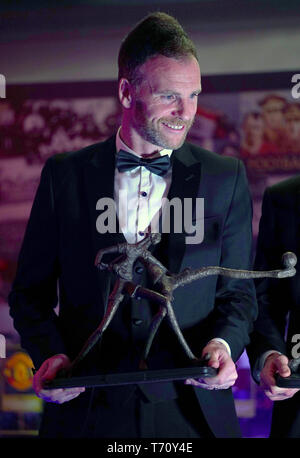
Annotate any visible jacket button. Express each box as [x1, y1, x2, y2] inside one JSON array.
[[135, 266, 144, 274], [133, 319, 143, 326]]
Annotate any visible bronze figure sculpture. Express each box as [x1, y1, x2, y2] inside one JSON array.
[[66, 233, 297, 376]]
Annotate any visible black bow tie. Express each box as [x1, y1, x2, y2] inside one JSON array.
[[116, 149, 171, 177]]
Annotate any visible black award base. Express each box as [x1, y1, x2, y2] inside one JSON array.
[[275, 357, 300, 388], [275, 374, 300, 388], [45, 365, 217, 389]]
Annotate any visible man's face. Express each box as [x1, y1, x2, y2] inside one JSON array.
[[122, 55, 201, 152]]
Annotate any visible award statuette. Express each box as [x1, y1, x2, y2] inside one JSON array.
[[46, 234, 297, 390]]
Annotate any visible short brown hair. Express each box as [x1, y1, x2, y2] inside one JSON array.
[[118, 12, 198, 85]]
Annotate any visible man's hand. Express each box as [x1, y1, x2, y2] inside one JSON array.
[[260, 352, 300, 401], [185, 340, 237, 390], [33, 354, 85, 404]]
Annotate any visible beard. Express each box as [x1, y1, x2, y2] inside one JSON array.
[[133, 101, 195, 150]]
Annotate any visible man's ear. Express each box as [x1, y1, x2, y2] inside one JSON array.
[[119, 78, 133, 109]]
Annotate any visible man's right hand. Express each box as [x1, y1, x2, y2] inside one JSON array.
[[33, 354, 85, 404], [260, 352, 299, 401]]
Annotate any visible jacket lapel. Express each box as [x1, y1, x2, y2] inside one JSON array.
[[83, 135, 126, 248], [155, 143, 202, 274], [83, 136, 126, 308]]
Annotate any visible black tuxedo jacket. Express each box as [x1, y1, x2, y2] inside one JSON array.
[[9, 135, 257, 437], [247, 176, 300, 438]]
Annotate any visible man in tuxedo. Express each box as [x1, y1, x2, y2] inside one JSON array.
[[8, 12, 257, 438], [248, 176, 300, 437]]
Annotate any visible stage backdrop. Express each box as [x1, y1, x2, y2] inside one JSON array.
[[0, 70, 299, 437]]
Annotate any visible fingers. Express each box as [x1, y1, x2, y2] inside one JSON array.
[[260, 353, 299, 401], [264, 386, 299, 401], [184, 365, 237, 390], [184, 341, 237, 390], [185, 378, 233, 390], [206, 351, 220, 370], [260, 353, 289, 386], [38, 387, 86, 404], [33, 354, 67, 392], [273, 355, 291, 377], [33, 354, 85, 404]]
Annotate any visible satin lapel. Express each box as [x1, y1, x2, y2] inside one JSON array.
[[83, 136, 126, 307], [155, 144, 202, 273]]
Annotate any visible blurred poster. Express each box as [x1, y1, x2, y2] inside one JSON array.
[[188, 88, 300, 239]]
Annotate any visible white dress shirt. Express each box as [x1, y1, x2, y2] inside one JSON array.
[[115, 128, 172, 244]]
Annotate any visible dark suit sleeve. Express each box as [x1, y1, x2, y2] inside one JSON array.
[[8, 158, 68, 369], [210, 160, 258, 362], [247, 188, 289, 381]]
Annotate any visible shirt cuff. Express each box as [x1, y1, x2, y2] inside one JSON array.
[[208, 338, 231, 357]]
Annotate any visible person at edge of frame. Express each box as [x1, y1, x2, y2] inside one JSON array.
[[8, 12, 257, 438], [247, 176, 300, 438]]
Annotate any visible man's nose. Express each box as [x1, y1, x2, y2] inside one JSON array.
[[171, 98, 196, 121]]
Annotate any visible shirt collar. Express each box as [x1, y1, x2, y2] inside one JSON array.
[[116, 126, 172, 159]]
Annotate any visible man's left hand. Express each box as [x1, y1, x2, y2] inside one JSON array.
[[185, 340, 237, 390]]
